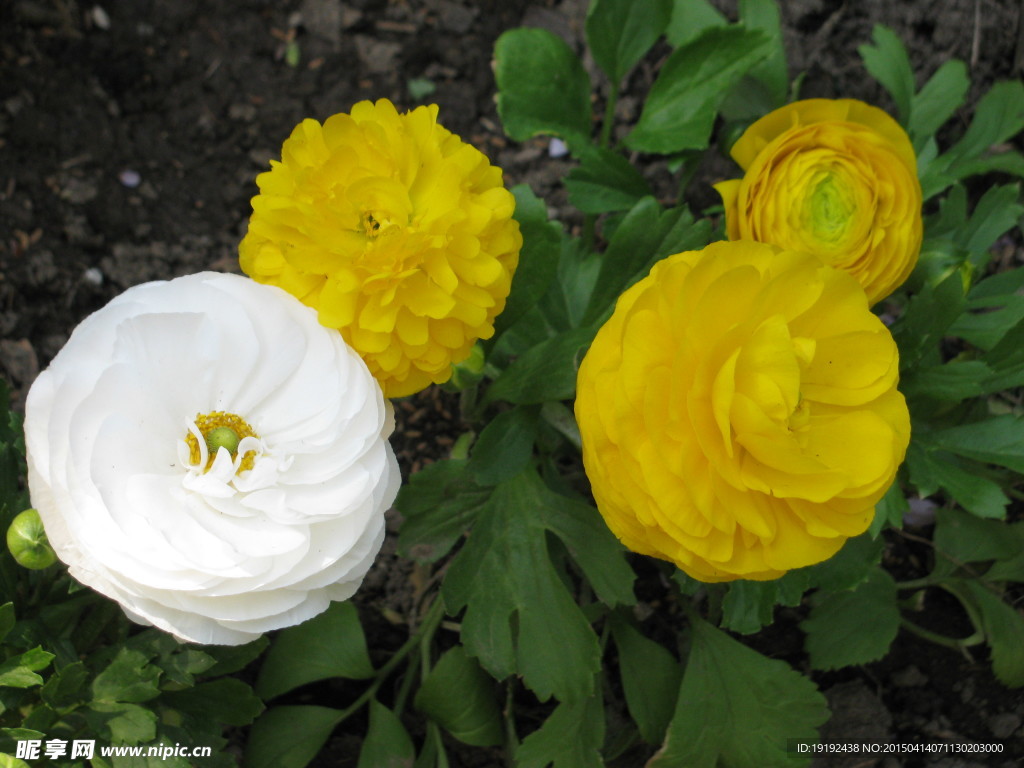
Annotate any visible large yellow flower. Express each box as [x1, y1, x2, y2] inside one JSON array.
[[240, 99, 522, 397], [575, 241, 910, 582], [715, 99, 922, 305]]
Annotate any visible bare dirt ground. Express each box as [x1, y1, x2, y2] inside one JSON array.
[[2, 1, 1023, 766]]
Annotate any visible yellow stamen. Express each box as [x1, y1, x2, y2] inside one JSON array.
[[185, 411, 259, 473]]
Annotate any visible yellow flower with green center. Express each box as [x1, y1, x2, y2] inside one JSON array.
[[575, 241, 910, 582], [715, 99, 922, 305], [239, 99, 522, 397]]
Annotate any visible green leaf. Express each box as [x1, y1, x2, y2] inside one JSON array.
[[905, 442, 1008, 520], [486, 325, 596, 405], [869, 479, 908, 537], [0, 754, 30, 768], [493, 186, 561, 340], [40, 660, 89, 708], [0, 647, 53, 688], [92, 648, 161, 704], [414, 646, 502, 747], [929, 415, 1024, 474], [494, 28, 592, 148], [586, 0, 672, 85], [244, 706, 342, 768], [933, 508, 1020, 570], [202, 637, 269, 677], [396, 459, 491, 563], [444, 469, 620, 702], [909, 59, 969, 149], [470, 406, 539, 485], [943, 579, 1024, 687], [737, 0, 788, 108], [900, 360, 991, 402], [857, 25, 915, 126], [609, 613, 682, 744], [85, 701, 158, 745], [958, 184, 1023, 268], [805, 533, 884, 593], [163, 679, 264, 727], [891, 271, 965, 369], [665, 0, 726, 47], [649, 618, 828, 768], [801, 568, 900, 670], [625, 26, 772, 154], [515, 694, 604, 768], [583, 201, 711, 326], [256, 602, 373, 701], [945, 80, 1024, 167], [720, 581, 778, 635], [358, 701, 415, 768], [565, 146, 653, 215]]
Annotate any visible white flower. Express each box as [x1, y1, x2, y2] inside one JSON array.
[[24, 272, 399, 645]]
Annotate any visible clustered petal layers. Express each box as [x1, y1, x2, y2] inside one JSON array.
[[24, 272, 399, 645], [575, 241, 910, 582], [239, 98, 522, 398], [715, 99, 922, 305]]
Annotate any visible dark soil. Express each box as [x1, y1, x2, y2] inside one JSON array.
[[2, 0, 1023, 766]]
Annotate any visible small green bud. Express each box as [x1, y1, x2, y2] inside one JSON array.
[[206, 426, 240, 455], [446, 343, 486, 390], [6, 509, 57, 570]]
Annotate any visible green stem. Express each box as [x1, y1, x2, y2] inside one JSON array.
[[895, 577, 936, 590], [599, 81, 620, 149], [503, 678, 520, 765], [334, 597, 445, 725], [900, 618, 984, 654]]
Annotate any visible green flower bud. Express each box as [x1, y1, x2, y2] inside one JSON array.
[[6, 509, 57, 570], [205, 426, 241, 455], [446, 343, 486, 391]]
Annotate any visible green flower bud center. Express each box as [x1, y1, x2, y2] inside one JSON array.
[[185, 411, 259, 474], [804, 172, 855, 243], [206, 426, 241, 455], [6, 508, 57, 570]]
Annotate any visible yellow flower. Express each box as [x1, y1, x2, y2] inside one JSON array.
[[240, 99, 522, 398], [715, 99, 922, 305], [575, 241, 910, 582]]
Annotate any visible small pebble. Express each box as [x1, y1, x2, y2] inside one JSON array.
[[548, 137, 569, 158], [988, 712, 1021, 739], [118, 169, 141, 188], [82, 267, 104, 286], [904, 497, 937, 526], [892, 665, 928, 687], [90, 5, 110, 30]]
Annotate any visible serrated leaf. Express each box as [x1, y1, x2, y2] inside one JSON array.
[[494, 28, 592, 148], [0, 647, 53, 688], [493, 186, 561, 340], [256, 602, 373, 701], [720, 581, 778, 635], [358, 701, 415, 768], [610, 614, 682, 744], [244, 706, 342, 768], [85, 702, 158, 745], [905, 443, 1008, 520], [945, 81, 1024, 166], [443, 469, 616, 703], [202, 637, 269, 677], [801, 568, 900, 670], [805, 533, 884, 593], [396, 459, 490, 563], [649, 618, 828, 768], [565, 145, 653, 215], [515, 694, 604, 768], [415, 646, 502, 747], [929, 415, 1024, 474], [40, 661, 89, 708], [582, 201, 711, 326], [586, 0, 672, 85], [943, 579, 1024, 687], [163, 679, 264, 727], [92, 648, 161, 704], [625, 26, 772, 153], [958, 184, 1024, 268], [486, 325, 596, 405], [909, 59, 969, 150], [857, 25, 914, 126], [665, 0, 726, 47], [900, 360, 991, 402], [933, 508, 1019, 570], [891, 271, 965, 369], [469, 406, 539, 485], [737, 0, 787, 108]]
